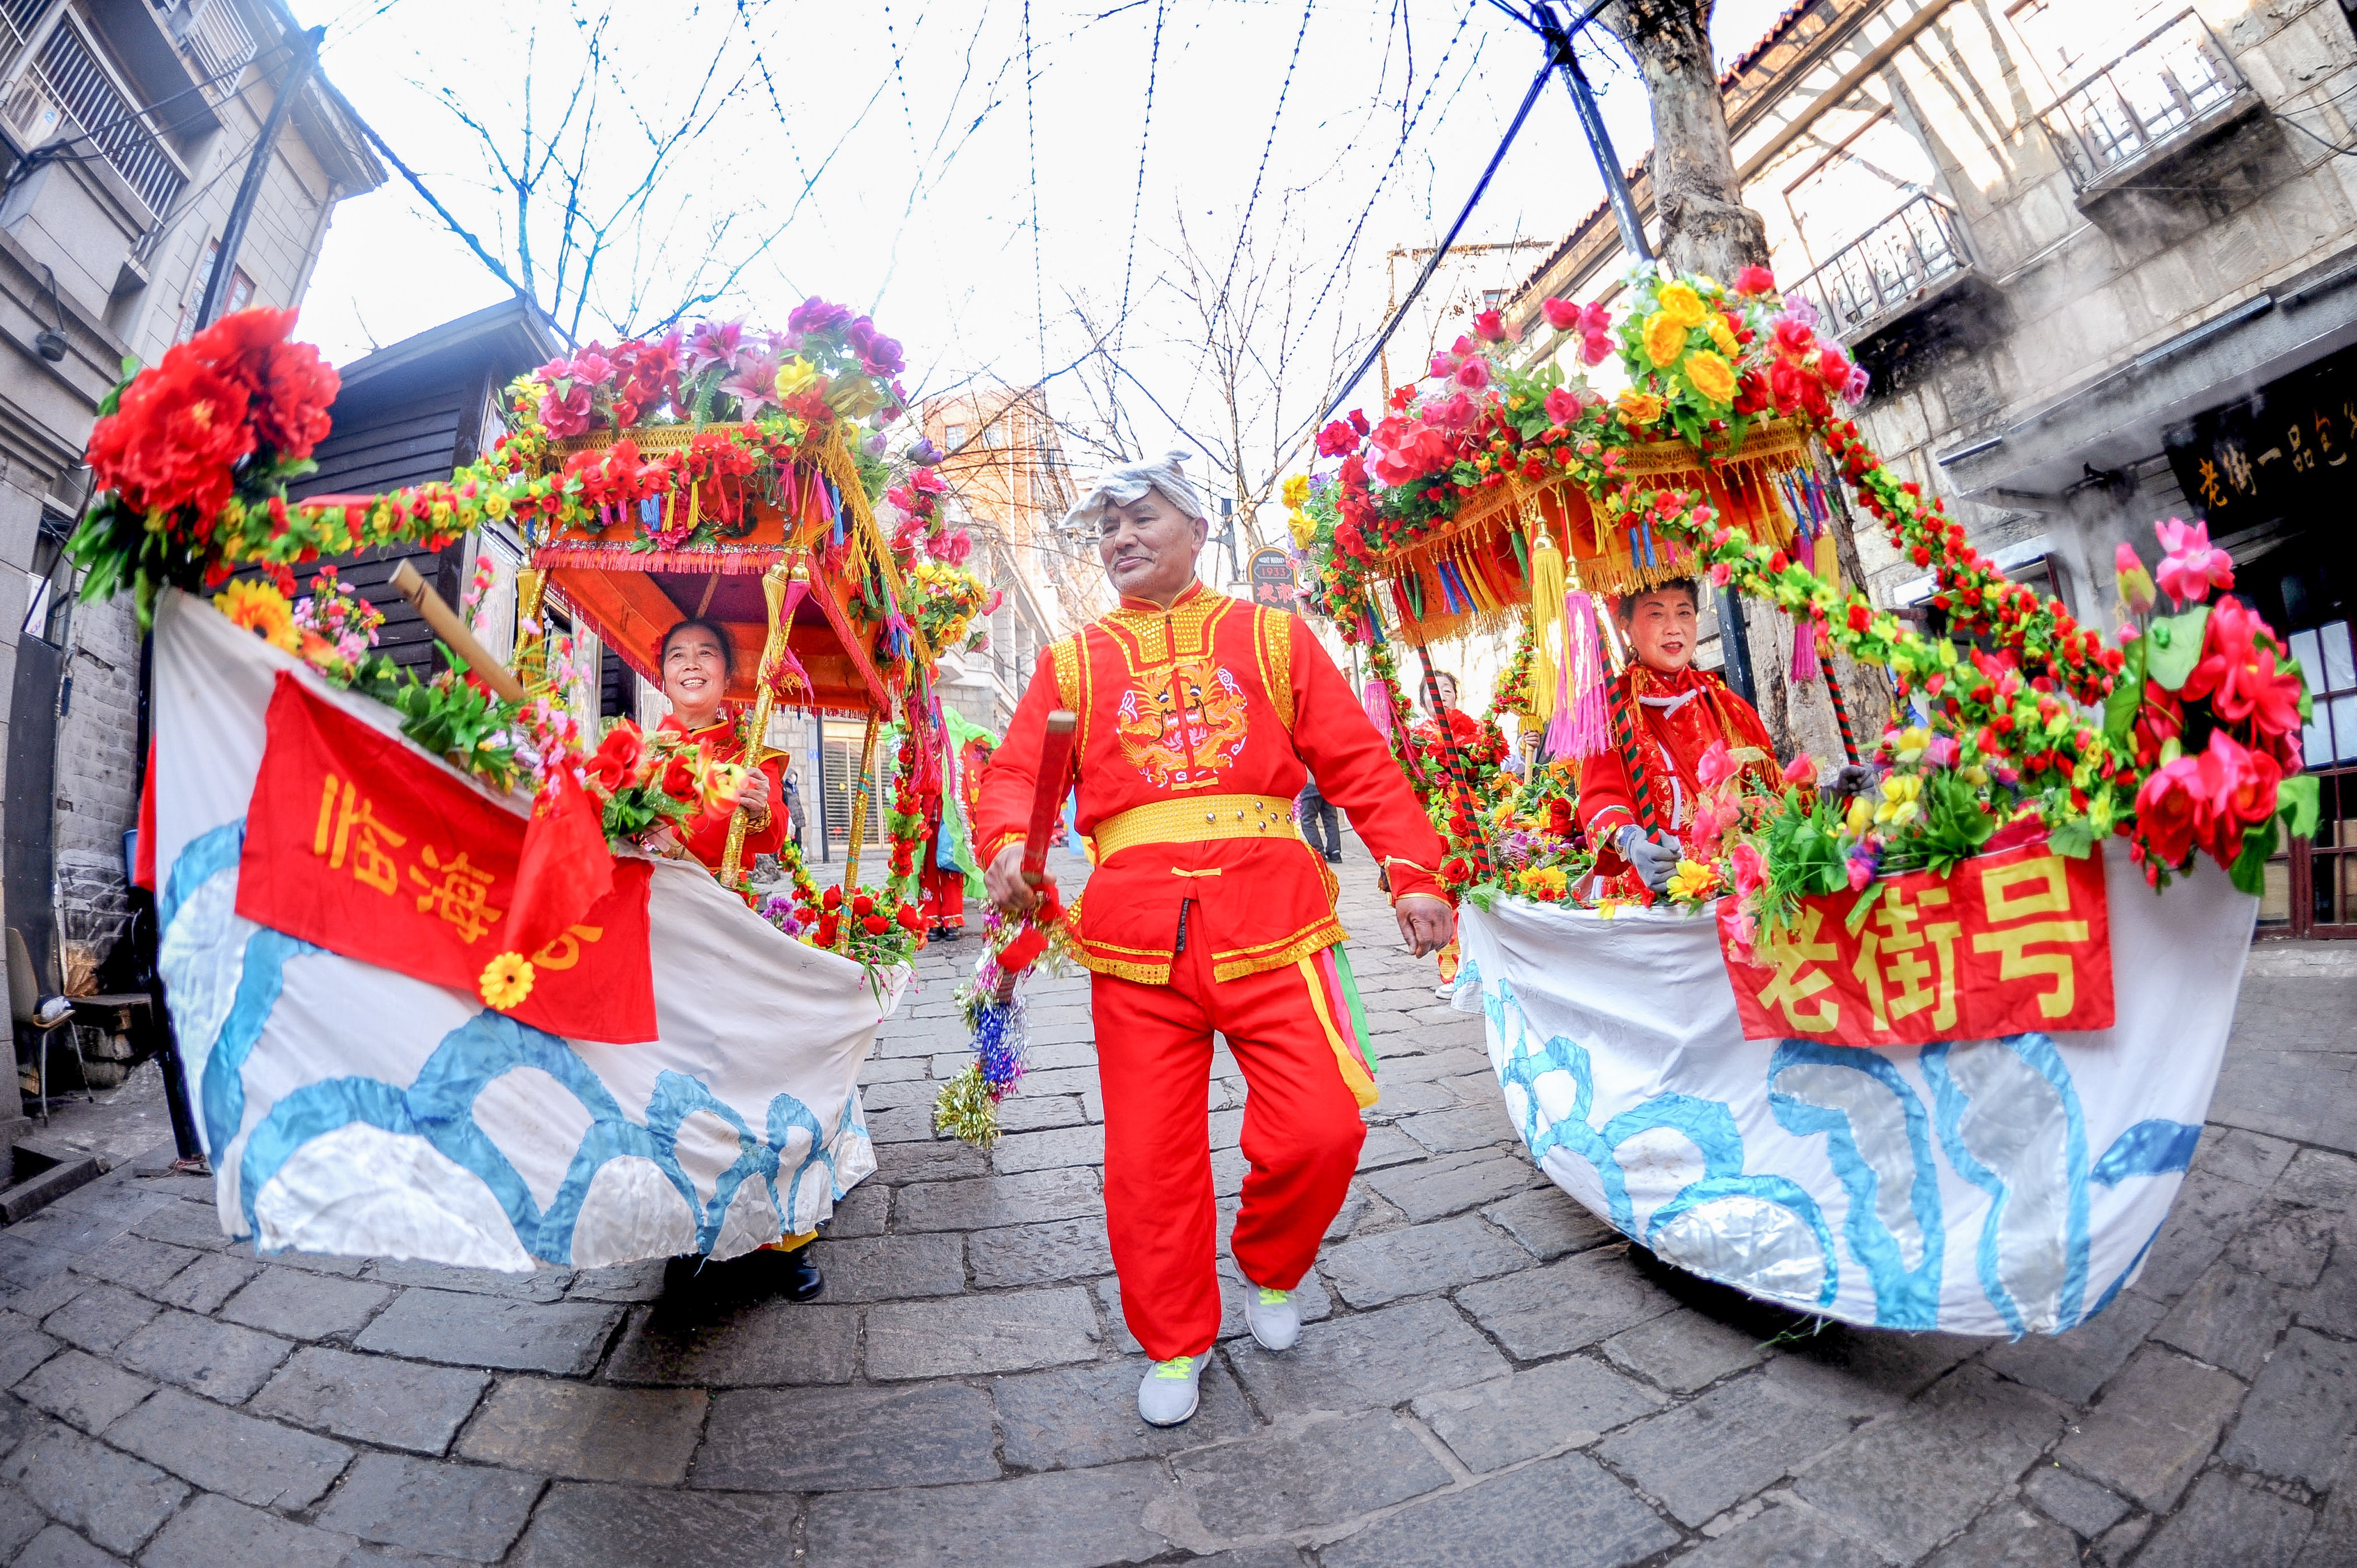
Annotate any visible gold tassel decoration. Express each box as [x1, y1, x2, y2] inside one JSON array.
[[1526, 526, 1566, 726]]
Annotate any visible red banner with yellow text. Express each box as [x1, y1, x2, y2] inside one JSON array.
[[1719, 838, 2113, 1046], [236, 674, 657, 1043]]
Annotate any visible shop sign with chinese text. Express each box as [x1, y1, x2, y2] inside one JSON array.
[[236, 674, 657, 1042], [1718, 838, 2113, 1046], [2165, 344, 2357, 529], [1249, 547, 1298, 613]]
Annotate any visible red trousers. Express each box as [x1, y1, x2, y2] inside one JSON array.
[[919, 847, 964, 930], [1092, 921, 1368, 1361]]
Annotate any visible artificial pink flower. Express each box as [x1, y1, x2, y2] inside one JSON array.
[[2154, 517, 2234, 603], [1729, 842, 1767, 896], [1473, 309, 1512, 343], [1581, 329, 1615, 367], [1452, 356, 1492, 392], [1543, 387, 1580, 425], [1696, 739, 1739, 790], [1733, 265, 1778, 296], [1541, 297, 1579, 331], [1846, 855, 1875, 892], [1781, 754, 1817, 786], [1428, 350, 1461, 380]]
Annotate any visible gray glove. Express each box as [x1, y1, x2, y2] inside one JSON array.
[[1616, 824, 1683, 893], [1823, 763, 1882, 807]]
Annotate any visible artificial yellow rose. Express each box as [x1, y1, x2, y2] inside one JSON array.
[[1289, 509, 1316, 548], [1282, 474, 1310, 509], [1617, 390, 1666, 427], [483, 491, 511, 520], [1844, 795, 1872, 837], [1685, 350, 1737, 406], [1874, 773, 1924, 827], [774, 357, 818, 399], [1666, 859, 1722, 902], [1643, 312, 1689, 369], [1708, 317, 1739, 356], [1657, 282, 1707, 328]]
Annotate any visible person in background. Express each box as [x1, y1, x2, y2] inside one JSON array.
[[648, 616, 822, 1306], [782, 766, 807, 851], [1296, 777, 1343, 863]]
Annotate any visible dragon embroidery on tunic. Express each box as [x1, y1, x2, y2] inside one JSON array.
[[1116, 659, 1250, 789]]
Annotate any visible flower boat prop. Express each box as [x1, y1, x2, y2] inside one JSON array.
[[70, 306, 989, 1269], [1296, 272, 2319, 1335]]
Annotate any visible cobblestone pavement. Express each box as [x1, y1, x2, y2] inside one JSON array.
[[0, 848, 2347, 1566]]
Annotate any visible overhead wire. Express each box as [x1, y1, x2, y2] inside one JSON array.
[[1290, 0, 1477, 362], [1114, 0, 1167, 357], [1026, 0, 1046, 383]]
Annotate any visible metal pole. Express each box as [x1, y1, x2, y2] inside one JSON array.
[[1536, 4, 1760, 707], [196, 26, 323, 329]]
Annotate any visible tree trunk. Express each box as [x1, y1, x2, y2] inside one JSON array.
[[1604, 0, 1767, 279], [1604, 0, 1896, 766]]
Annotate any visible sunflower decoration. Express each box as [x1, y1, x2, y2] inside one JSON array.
[[478, 951, 535, 1011]]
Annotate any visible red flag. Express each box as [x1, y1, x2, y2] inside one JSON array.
[[236, 674, 657, 1043], [510, 767, 615, 958]]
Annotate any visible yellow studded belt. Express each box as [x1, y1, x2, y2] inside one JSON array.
[[1093, 794, 1305, 861]]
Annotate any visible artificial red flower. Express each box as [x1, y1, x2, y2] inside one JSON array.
[[1772, 318, 1816, 356], [584, 724, 647, 793], [1733, 265, 1777, 295], [1541, 297, 1580, 331], [2135, 756, 2203, 865], [862, 914, 891, 936], [1472, 309, 1512, 343], [660, 755, 699, 802], [85, 345, 255, 517]]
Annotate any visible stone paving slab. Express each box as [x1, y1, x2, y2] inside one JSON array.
[[0, 856, 2339, 1564]]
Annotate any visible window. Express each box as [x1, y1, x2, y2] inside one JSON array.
[[942, 422, 967, 450], [174, 239, 253, 344], [1783, 112, 1940, 269]]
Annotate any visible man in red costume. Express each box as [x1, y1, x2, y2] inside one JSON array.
[[1578, 579, 1780, 890], [979, 452, 1453, 1428], [645, 617, 820, 1304]]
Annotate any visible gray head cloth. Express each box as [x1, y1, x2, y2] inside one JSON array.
[[1062, 449, 1207, 533]]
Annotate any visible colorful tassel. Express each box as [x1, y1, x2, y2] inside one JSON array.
[[1545, 589, 1612, 760], [1363, 679, 1395, 739], [1526, 528, 1566, 726], [1791, 610, 1821, 682]]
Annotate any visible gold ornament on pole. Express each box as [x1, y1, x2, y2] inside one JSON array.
[[718, 557, 807, 888]]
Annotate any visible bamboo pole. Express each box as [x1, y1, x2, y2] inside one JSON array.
[[719, 558, 805, 886], [386, 561, 525, 703]]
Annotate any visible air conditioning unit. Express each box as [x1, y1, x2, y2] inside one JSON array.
[[0, 75, 61, 151]]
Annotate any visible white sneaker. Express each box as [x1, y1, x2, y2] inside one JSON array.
[[1434, 980, 1456, 1001], [1242, 1278, 1301, 1352], [1137, 1352, 1206, 1426]]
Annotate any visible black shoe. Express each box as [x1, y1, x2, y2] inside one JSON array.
[[774, 1245, 825, 1301], [1324, 851, 1343, 863]]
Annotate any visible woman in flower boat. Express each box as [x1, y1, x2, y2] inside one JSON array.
[[1578, 578, 1782, 893], [643, 615, 822, 1305], [641, 617, 784, 873]]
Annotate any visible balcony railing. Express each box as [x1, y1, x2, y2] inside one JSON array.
[[176, 0, 257, 89], [28, 20, 186, 217], [1787, 192, 1972, 342], [2035, 10, 2247, 189]]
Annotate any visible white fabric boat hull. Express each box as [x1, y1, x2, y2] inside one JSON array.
[[1451, 846, 2257, 1335], [148, 590, 895, 1271]]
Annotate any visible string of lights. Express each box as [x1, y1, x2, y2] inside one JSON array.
[[1115, 0, 1168, 358]]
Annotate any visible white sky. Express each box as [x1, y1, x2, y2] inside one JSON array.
[[296, 0, 1793, 506]]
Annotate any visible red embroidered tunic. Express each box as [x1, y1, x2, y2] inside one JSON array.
[[1576, 665, 1778, 840], [658, 713, 786, 874], [976, 581, 1448, 984]]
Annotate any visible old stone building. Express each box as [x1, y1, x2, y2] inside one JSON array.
[[0, 0, 381, 994], [919, 386, 1102, 733], [1509, 0, 2357, 936]]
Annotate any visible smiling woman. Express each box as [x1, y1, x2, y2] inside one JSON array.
[[648, 616, 782, 873]]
